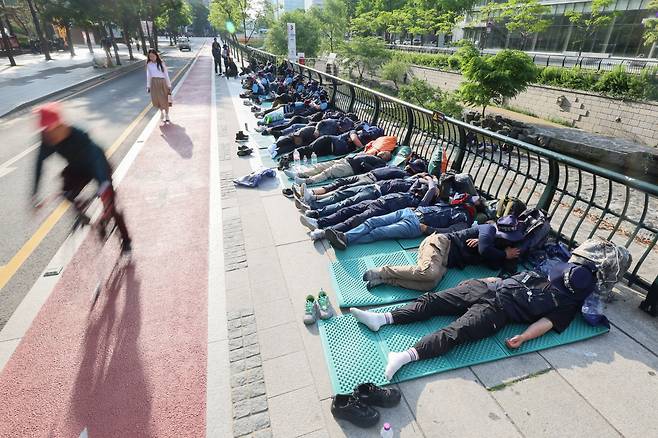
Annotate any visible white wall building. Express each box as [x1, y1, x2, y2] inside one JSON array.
[[305, 0, 324, 10]]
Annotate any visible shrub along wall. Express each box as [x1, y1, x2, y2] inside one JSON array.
[[409, 65, 658, 148]]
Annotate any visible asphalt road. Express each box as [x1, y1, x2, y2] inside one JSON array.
[[0, 38, 206, 331]]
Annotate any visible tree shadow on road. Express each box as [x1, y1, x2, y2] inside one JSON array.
[[159, 123, 193, 159]]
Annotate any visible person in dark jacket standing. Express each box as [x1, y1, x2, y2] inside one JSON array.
[[350, 260, 599, 380], [32, 103, 132, 253], [361, 215, 525, 291], [211, 38, 222, 75]]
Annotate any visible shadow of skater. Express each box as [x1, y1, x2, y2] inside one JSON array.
[[160, 123, 193, 159], [68, 260, 154, 436]]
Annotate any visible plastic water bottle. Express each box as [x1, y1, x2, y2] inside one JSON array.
[[311, 151, 318, 166], [380, 423, 393, 438], [302, 156, 308, 168], [293, 149, 301, 171], [582, 293, 604, 325]]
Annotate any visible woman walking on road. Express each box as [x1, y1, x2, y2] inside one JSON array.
[[146, 49, 172, 123]]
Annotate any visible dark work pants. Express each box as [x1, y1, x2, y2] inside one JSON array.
[[318, 199, 373, 228], [332, 203, 390, 233], [213, 56, 222, 74], [270, 116, 310, 134], [285, 136, 335, 161], [391, 280, 508, 359]]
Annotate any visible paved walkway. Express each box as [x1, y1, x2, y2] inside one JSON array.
[[0, 46, 657, 438], [0, 43, 150, 117]]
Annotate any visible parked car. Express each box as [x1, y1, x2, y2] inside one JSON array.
[[412, 37, 421, 45], [393, 39, 401, 45], [178, 37, 191, 51], [402, 39, 411, 45]]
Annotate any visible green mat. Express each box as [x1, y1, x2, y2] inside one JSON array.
[[333, 240, 405, 263], [318, 304, 609, 393], [397, 237, 424, 249], [331, 250, 500, 307]]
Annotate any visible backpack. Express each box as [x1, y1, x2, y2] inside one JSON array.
[[569, 237, 632, 300], [517, 208, 552, 256], [438, 171, 477, 201], [495, 196, 526, 219]]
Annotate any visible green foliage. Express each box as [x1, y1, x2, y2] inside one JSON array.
[[264, 11, 321, 57], [593, 65, 658, 100], [339, 36, 390, 81], [480, 0, 550, 48], [156, 0, 193, 35], [537, 66, 598, 90], [398, 78, 463, 118], [564, 0, 616, 55], [459, 49, 537, 115], [381, 59, 409, 89], [393, 51, 454, 70], [309, 0, 348, 52]]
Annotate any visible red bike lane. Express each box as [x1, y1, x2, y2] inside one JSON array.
[[0, 52, 212, 437]]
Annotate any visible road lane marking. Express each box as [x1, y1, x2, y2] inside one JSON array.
[[0, 54, 195, 292]]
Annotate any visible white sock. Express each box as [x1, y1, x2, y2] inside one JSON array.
[[309, 229, 325, 240], [350, 308, 391, 332], [385, 349, 418, 381]]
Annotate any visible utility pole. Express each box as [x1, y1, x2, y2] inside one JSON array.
[[1, 0, 16, 67]]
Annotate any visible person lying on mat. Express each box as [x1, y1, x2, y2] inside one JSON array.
[[292, 159, 427, 200], [321, 194, 484, 249], [300, 177, 439, 235], [284, 152, 392, 186], [356, 215, 526, 292], [350, 260, 598, 380], [277, 126, 384, 170], [272, 117, 358, 157], [299, 174, 437, 218]]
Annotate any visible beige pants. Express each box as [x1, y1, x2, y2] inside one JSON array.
[[304, 159, 354, 184], [376, 233, 451, 291]]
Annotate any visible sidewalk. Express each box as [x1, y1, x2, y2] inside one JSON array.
[[0, 43, 147, 118], [0, 45, 657, 438]]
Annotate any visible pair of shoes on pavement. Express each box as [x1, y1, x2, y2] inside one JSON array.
[[250, 105, 261, 113], [331, 383, 401, 428], [303, 290, 333, 325], [237, 144, 253, 156], [236, 131, 249, 141], [295, 198, 310, 214]]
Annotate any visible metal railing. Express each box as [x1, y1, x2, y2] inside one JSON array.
[[233, 42, 658, 315], [387, 44, 658, 74]]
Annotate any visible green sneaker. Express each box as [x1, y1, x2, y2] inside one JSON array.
[[317, 289, 334, 320], [303, 295, 318, 325]]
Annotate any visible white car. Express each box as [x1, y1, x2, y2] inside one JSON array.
[[178, 37, 191, 51]]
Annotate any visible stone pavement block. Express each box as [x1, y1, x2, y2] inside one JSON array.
[[247, 246, 282, 270], [254, 297, 295, 331], [276, 241, 335, 305], [470, 352, 552, 389], [207, 340, 233, 438], [263, 350, 314, 397], [319, 395, 423, 438], [259, 322, 304, 361], [268, 386, 324, 438], [226, 287, 254, 313], [297, 323, 334, 401], [262, 196, 310, 246], [604, 284, 658, 353], [490, 370, 620, 438], [540, 328, 658, 437], [226, 268, 250, 291], [398, 369, 522, 438], [298, 429, 329, 438]]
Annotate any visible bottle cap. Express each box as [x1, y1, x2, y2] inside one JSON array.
[[383, 423, 391, 430]]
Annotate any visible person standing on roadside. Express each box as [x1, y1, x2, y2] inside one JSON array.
[[211, 37, 222, 75], [146, 49, 172, 123], [221, 43, 230, 72]]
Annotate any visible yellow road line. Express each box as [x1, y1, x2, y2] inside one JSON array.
[[0, 60, 191, 292]]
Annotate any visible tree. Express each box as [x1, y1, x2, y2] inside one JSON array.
[[25, 0, 51, 60], [565, 0, 616, 56], [208, 0, 272, 45], [458, 49, 537, 116], [309, 0, 347, 52], [1, 3, 16, 66], [264, 10, 320, 57], [398, 78, 463, 118], [480, 0, 551, 50], [339, 35, 389, 81], [156, 0, 192, 45], [642, 0, 658, 49], [189, 0, 210, 36], [381, 59, 408, 90]]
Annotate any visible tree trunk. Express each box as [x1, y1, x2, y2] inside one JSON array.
[[26, 0, 51, 60], [65, 23, 75, 56], [137, 20, 148, 55], [152, 19, 159, 51], [145, 18, 152, 48], [107, 24, 121, 65], [84, 29, 94, 53], [13, 14, 31, 36], [0, 15, 16, 66], [482, 105, 487, 118], [4, 12, 14, 35], [123, 21, 134, 61]]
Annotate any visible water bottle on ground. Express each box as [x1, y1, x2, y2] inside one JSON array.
[[311, 151, 318, 166], [581, 293, 605, 325], [302, 156, 308, 168], [380, 422, 393, 438], [293, 149, 301, 171]]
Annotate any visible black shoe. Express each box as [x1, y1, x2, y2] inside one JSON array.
[[278, 157, 291, 170], [294, 198, 309, 212], [325, 228, 347, 250], [238, 144, 250, 151], [353, 383, 401, 408], [236, 131, 249, 141], [237, 148, 253, 157], [282, 188, 294, 198], [305, 210, 319, 219], [121, 239, 132, 255], [331, 394, 380, 428]]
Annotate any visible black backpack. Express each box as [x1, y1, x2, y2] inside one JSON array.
[[518, 208, 552, 256]]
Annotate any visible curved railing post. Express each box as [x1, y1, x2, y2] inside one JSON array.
[[329, 77, 338, 107], [450, 125, 468, 172], [402, 106, 414, 146], [537, 157, 560, 211], [347, 84, 356, 113], [372, 94, 381, 125]]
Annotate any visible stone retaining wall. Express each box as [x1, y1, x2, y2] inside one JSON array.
[[409, 65, 658, 148]]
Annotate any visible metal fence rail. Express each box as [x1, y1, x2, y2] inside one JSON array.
[[387, 44, 658, 74], [234, 43, 658, 315]]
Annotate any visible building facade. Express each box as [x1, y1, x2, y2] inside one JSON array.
[[460, 0, 657, 58], [305, 0, 324, 9]]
